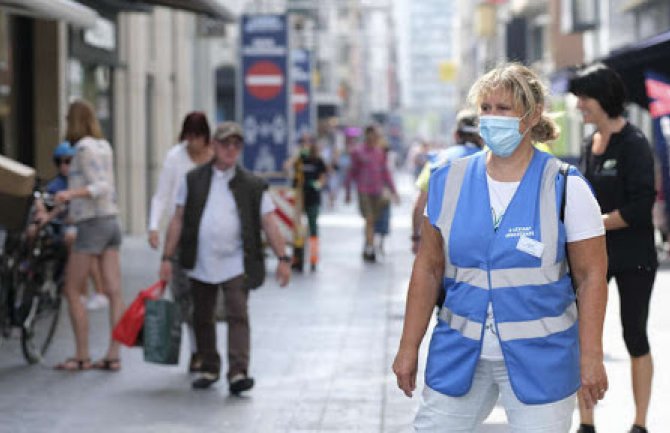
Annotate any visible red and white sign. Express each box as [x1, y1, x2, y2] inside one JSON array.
[[245, 60, 284, 101], [646, 78, 670, 119], [292, 84, 308, 113], [270, 186, 297, 243]]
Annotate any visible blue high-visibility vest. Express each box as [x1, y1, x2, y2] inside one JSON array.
[[425, 150, 580, 405]]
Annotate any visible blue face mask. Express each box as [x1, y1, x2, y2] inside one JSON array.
[[478, 115, 526, 158]]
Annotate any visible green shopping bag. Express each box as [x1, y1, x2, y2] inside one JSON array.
[[143, 298, 182, 365]]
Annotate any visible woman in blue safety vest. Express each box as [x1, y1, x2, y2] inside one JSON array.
[[393, 63, 609, 433]]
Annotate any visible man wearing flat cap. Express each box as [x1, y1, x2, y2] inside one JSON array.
[[160, 121, 291, 394]]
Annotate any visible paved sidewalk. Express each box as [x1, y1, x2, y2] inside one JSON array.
[[0, 172, 668, 432]]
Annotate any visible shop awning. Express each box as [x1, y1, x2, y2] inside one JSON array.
[[0, 0, 99, 28], [602, 30, 670, 109], [134, 0, 235, 22]]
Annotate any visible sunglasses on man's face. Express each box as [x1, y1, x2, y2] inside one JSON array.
[[216, 138, 243, 150], [57, 158, 72, 165]]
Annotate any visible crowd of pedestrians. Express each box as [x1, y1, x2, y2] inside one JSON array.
[[15, 59, 663, 433]]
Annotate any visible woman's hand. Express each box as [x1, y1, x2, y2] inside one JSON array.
[[568, 236, 609, 409], [393, 220, 445, 398], [54, 190, 72, 204], [579, 353, 608, 409], [393, 346, 419, 397]]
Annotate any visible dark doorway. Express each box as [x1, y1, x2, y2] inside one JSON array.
[[13, 16, 34, 166]]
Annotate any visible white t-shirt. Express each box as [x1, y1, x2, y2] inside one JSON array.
[[175, 166, 275, 284], [481, 174, 604, 360], [148, 143, 196, 231]]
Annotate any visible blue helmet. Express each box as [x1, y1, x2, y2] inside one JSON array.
[[53, 141, 75, 159]]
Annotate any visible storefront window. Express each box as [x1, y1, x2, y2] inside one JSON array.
[[67, 59, 113, 142], [69, 13, 117, 145]]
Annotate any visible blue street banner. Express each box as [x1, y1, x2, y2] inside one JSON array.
[[291, 48, 313, 151], [644, 70, 670, 224], [240, 14, 289, 174]]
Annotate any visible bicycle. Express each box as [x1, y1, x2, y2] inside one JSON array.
[[0, 190, 66, 364]]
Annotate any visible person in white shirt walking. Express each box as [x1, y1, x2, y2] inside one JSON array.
[[159, 122, 291, 394], [148, 112, 213, 373]]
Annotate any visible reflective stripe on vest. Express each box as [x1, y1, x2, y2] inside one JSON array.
[[438, 157, 469, 274], [445, 261, 568, 289], [438, 302, 577, 342], [437, 307, 483, 340]]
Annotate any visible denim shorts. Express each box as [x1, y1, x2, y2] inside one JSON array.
[[74, 215, 122, 254], [415, 360, 576, 433]]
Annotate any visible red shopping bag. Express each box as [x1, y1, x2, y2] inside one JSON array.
[[112, 280, 166, 346]]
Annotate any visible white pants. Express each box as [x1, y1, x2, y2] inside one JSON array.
[[415, 360, 576, 433]]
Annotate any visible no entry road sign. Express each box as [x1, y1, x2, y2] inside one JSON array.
[[293, 83, 308, 113], [245, 60, 284, 101]]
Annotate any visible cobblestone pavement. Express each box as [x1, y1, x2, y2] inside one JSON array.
[[0, 174, 668, 432]]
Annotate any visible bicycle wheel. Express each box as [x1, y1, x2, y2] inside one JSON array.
[[21, 281, 61, 364]]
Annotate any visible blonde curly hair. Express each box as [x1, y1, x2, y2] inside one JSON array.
[[467, 63, 559, 143]]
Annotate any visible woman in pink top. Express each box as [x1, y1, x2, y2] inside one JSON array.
[[344, 125, 399, 262]]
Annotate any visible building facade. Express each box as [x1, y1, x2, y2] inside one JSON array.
[[0, 0, 235, 235]]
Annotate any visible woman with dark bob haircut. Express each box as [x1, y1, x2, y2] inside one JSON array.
[[148, 111, 213, 373], [570, 63, 657, 433]]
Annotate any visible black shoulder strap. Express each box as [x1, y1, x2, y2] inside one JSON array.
[[559, 162, 570, 222], [558, 162, 577, 294]]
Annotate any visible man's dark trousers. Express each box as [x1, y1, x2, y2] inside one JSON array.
[[190, 275, 249, 380]]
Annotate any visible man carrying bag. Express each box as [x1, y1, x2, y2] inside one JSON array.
[[159, 122, 291, 394]]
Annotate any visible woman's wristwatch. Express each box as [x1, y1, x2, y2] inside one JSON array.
[[278, 255, 292, 263]]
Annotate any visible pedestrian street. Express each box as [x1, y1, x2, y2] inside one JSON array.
[[0, 174, 669, 432]]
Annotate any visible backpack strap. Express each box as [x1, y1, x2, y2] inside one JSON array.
[[559, 162, 570, 222], [558, 162, 577, 295]]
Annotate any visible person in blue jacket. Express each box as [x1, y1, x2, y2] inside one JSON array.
[[411, 109, 484, 255], [393, 63, 609, 432]]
